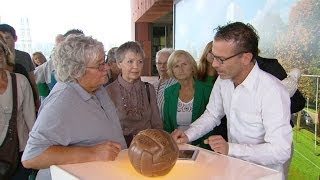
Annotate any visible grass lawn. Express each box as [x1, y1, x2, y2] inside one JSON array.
[[288, 128, 320, 180], [306, 108, 317, 113]]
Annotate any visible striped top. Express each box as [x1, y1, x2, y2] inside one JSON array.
[[152, 78, 177, 120]]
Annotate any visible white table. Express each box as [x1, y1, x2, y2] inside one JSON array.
[[50, 144, 282, 180]]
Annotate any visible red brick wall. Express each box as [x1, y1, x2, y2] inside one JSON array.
[[131, 0, 158, 22], [131, 0, 173, 75], [135, 22, 152, 75]]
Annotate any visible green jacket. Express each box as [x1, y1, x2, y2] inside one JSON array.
[[202, 75, 217, 87], [163, 79, 213, 149]]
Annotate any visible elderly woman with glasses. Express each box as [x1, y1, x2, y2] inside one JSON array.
[[152, 48, 177, 121], [163, 50, 214, 150], [106, 41, 162, 146], [22, 35, 127, 180]]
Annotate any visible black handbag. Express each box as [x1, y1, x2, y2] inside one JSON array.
[[0, 73, 19, 180]]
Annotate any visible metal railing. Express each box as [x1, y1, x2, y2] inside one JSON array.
[[300, 74, 319, 154]]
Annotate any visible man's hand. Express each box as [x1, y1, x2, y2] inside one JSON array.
[[91, 141, 121, 161], [171, 129, 189, 144], [204, 135, 228, 155]]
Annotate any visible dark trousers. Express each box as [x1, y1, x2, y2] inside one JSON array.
[[11, 152, 33, 180], [124, 134, 134, 147]]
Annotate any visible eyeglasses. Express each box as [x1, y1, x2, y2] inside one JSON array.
[[208, 50, 246, 64], [86, 56, 109, 71], [156, 62, 167, 66]]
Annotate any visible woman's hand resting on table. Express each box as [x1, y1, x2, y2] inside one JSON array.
[[91, 141, 121, 161]]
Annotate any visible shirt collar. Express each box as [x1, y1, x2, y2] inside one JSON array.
[[117, 75, 141, 90], [70, 82, 96, 101], [239, 62, 259, 92]]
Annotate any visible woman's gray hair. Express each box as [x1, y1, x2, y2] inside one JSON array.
[[52, 34, 104, 82], [106, 47, 118, 63], [115, 41, 145, 63], [155, 48, 174, 63]]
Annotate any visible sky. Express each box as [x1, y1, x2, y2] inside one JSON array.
[[175, 0, 297, 59], [0, 0, 131, 51]]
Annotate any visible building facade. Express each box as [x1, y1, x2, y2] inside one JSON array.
[[131, 0, 173, 76]]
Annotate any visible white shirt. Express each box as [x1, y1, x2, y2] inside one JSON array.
[[34, 60, 54, 84], [185, 63, 292, 174], [177, 98, 193, 131]]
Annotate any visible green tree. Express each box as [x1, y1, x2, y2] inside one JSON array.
[[274, 0, 320, 104]]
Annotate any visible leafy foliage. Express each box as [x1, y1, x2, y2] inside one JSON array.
[[274, 0, 320, 104]]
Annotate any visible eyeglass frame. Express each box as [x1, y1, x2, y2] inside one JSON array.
[[86, 55, 109, 71], [208, 50, 247, 64], [156, 61, 167, 66]]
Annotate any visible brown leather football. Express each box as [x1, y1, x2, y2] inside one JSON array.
[[128, 129, 179, 177]]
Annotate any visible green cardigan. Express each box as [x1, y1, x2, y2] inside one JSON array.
[[202, 75, 216, 87], [163, 79, 213, 149]]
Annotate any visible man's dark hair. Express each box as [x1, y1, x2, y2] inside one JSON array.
[[0, 24, 17, 38], [63, 29, 84, 37], [214, 22, 259, 59]]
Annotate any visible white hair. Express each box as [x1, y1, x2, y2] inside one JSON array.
[[52, 34, 104, 82], [155, 48, 174, 63]]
